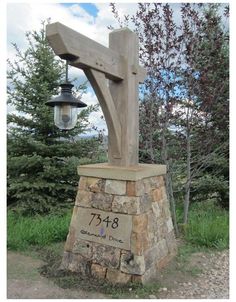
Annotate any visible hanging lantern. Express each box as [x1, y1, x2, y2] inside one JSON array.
[[45, 61, 87, 130]]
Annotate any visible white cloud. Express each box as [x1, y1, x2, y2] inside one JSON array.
[[96, 2, 139, 23], [94, 3, 139, 43], [81, 90, 98, 106], [69, 4, 96, 25], [7, 3, 118, 51], [7, 3, 140, 55], [80, 90, 107, 135], [68, 66, 86, 85]]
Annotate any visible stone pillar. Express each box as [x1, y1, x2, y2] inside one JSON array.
[[61, 163, 177, 284]]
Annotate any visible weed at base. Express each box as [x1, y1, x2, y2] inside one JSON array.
[[40, 266, 160, 299], [104, 282, 160, 299], [184, 266, 203, 277], [37, 245, 161, 298]]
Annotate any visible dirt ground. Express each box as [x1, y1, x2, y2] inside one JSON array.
[[7, 251, 108, 299], [7, 247, 229, 299]]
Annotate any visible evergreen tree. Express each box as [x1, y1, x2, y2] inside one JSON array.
[[7, 21, 101, 215]]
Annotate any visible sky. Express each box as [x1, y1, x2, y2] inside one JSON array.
[[6, 2, 141, 136]]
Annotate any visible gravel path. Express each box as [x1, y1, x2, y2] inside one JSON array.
[[157, 250, 229, 299], [7, 249, 229, 299]]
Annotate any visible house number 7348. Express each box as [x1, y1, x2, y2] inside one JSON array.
[[88, 213, 119, 229]]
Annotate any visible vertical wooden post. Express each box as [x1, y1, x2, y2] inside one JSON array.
[[109, 28, 139, 166]]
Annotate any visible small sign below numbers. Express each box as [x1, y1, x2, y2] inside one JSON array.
[[77, 207, 132, 249]]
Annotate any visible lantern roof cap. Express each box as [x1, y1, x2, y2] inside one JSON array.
[[45, 82, 87, 108]]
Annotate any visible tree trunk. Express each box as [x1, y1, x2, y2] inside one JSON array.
[[184, 180, 191, 224], [166, 163, 179, 236], [183, 128, 191, 224], [161, 110, 179, 235], [148, 127, 155, 163], [148, 91, 155, 163]]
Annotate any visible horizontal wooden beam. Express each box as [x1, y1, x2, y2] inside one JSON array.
[[46, 22, 124, 81]]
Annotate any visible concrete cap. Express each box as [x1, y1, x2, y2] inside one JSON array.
[[78, 163, 166, 181]]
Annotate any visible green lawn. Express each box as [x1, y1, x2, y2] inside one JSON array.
[[182, 201, 229, 249], [7, 210, 72, 251]]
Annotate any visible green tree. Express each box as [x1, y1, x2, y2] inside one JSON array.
[[7, 21, 101, 215]]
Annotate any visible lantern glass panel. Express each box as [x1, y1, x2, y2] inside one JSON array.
[[54, 104, 78, 130]]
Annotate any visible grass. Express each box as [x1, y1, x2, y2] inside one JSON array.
[[7, 199, 229, 252], [7, 199, 229, 297], [7, 210, 72, 251], [179, 200, 229, 250]]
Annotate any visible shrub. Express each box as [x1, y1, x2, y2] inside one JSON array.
[[191, 173, 229, 209]]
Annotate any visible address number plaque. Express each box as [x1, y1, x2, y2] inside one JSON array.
[[77, 207, 132, 249]]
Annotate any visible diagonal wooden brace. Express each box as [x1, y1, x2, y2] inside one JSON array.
[[84, 69, 121, 160]]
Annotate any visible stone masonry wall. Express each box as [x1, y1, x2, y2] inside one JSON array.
[[61, 175, 177, 284]]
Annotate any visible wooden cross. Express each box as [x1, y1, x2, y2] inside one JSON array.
[[46, 22, 146, 167]]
